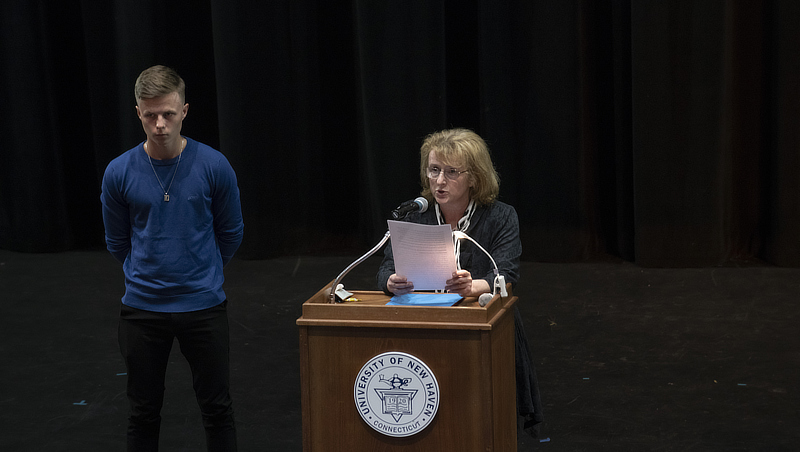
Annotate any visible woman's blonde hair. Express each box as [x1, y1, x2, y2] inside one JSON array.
[[419, 128, 500, 205]]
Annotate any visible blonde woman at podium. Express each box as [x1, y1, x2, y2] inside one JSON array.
[[377, 128, 543, 439]]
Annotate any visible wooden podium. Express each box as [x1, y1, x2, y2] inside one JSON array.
[[297, 285, 518, 451]]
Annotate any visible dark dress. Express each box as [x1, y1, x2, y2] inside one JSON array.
[[377, 200, 544, 437]]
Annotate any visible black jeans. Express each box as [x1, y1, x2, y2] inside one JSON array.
[[119, 301, 237, 452]]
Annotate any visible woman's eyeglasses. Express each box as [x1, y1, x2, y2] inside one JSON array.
[[427, 166, 469, 180]]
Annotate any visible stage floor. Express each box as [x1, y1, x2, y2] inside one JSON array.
[[1, 249, 798, 451]]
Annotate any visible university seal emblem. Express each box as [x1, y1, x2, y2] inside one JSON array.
[[353, 351, 440, 437]]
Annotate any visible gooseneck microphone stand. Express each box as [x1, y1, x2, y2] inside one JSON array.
[[327, 229, 508, 303], [328, 198, 428, 303], [327, 197, 509, 304], [328, 230, 390, 303]]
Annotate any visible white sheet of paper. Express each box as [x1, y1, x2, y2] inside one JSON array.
[[388, 220, 457, 291]]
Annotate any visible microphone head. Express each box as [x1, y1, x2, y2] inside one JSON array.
[[414, 197, 429, 213], [478, 293, 493, 307], [390, 197, 429, 220]]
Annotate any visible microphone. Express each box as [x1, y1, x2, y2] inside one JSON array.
[[390, 197, 428, 220], [452, 230, 509, 299], [478, 293, 494, 307]]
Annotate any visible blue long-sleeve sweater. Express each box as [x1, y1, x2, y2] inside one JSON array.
[[101, 137, 244, 312]]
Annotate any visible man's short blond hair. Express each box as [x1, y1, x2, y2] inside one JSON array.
[[134, 65, 186, 104]]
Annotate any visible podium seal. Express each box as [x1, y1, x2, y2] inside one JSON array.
[[354, 351, 440, 437]]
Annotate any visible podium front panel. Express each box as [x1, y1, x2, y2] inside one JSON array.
[[297, 289, 517, 451]]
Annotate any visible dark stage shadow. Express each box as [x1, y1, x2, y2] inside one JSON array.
[[1, 250, 798, 451]]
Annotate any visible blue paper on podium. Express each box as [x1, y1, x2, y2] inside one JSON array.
[[387, 293, 463, 307]]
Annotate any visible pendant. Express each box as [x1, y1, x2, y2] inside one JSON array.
[[164, 194, 170, 202]]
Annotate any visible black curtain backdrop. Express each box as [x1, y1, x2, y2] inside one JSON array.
[[1, 0, 799, 267]]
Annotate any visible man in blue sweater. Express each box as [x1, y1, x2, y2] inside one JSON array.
[[101, 65, 244, 451]]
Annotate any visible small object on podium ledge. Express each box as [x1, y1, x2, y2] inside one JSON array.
[[493, 275, 508, 297], [478, 293, 493, 307], [334, 284, 353, 303]]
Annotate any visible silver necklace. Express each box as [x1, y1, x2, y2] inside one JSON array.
[[146, 140, 184, 202]]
